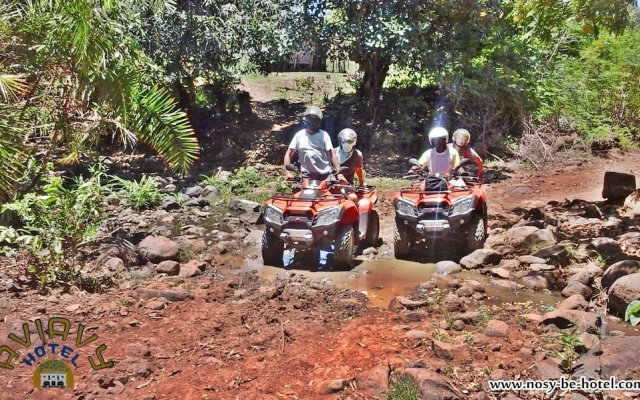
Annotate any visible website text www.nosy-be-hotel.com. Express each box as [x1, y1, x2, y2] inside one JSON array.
[[488, 376, 640, 394]]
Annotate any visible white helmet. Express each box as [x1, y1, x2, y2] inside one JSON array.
[[338, 128, 357, 153], [303, 106, 323, 120], [428, 127, 449, 145], [453, 128, 471, 146]]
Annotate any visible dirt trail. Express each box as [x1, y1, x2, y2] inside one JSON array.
[[1, 150, 639, 399]]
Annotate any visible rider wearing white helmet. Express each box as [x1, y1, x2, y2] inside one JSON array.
[[450, 128, 484, 181], [411, 127, 459, 176], [284, 106, 345, 182], [334, 128, 365, 186]]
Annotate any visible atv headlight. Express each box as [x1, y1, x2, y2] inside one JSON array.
[[264, 206, 283, 225], [450, 196, 475, 216], [396, 199, 418, 217], [315, 206, 340, 226]]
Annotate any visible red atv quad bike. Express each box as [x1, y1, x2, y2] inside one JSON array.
[[392, 158, 488, 260], [261, 165, 379, 268]]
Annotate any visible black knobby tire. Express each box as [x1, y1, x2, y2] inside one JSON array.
[[364, 211, 380, 248], [262, 230, 284, 267], [394, 218, 412, 259], [333, 225, 354, 268], [465, 213, 487, 254]]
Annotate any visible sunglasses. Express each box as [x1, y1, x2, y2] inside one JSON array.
[[341, 139, 356, 144]]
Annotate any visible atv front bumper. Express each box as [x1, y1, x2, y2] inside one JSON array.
[[264, 224, 339, 249], [399, 214, 471, 239]]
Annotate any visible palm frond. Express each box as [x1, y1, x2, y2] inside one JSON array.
[[0, 73, 27, 102], [133, 86, 199, 174], [0, 115, 27, 201]]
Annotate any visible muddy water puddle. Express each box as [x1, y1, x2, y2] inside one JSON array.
[[243, 257, 639, 335]]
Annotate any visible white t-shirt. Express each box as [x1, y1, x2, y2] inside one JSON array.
[[288, 129, 333, 175], [417, 147, 460, 175]]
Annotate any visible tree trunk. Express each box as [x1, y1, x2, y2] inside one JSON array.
[[356, 51, 390, 121]]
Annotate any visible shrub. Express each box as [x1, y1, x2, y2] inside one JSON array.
[[0, 165, 109, 289], [111, 175, 163, 210]]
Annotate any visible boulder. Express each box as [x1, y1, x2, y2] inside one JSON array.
[[133, 288, 192, 302], [523, 228, 556, 248], [202, 185, 220, 198], [602, 171, 636, 200], [460, 249, 502, 269], [399, 368, 461, 400], [529, 263, 554, 272], [561, 281, 593, 299], [618, 232, 640, 256], [558, 294, 588, 310], [155, 260, 179, 276], [587, 237, 622, 263], [184, 186, 203, 197], [624, 189, 640, 215], [489, 267, 510, 279], [315, 379, 350, 394], [137, 236, 179, 263], [541, 310, 600, 330], [567, 270, 593, 286], [484, 320, 509, 338], [498, 259, 521, 270], [505, 226, 539, 244], [178, 260, 207, 278], [230, 199, 261, 213], [489, 279, 521, 290], [577, 332, 600, 352], [435, 261, 462, 276], [388, 296, 430, 311], [518, 255, 546, 265], [527, 360, 563, 380], [582, 203, 603, 219], [432, 340, 470, 361], [214, 240, 242, 255], [522, 271, 559, 291], [161, 198, 180, 211], [355, 365, 389, 397], [602, 260, 640, 289], [531, 244, 570, 267], [574, 336, 640, 379], [608, 272, 640, 316]]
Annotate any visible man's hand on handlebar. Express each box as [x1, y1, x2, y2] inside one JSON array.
[[337, 174, 348, 184]]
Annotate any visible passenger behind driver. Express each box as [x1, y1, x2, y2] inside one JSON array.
[[450, 128, 484, 181], [284, 106, 346, 183], [335, 128, 364, 203], [409, 127, 460, 177]]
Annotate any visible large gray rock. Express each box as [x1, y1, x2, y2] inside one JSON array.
[[527, 359, 563, 380], [624, 189, 640, 215], [161, 198, 180, 211], [608, 272, 640, 316], [399, 368, 461, 400], [138, 236, 179, 262], [574, 336, 640, 379], [355, 365, 389, 397], [531, 244, 570, 267], [230, 199, 261, 213], [518, 255, 546, 265], [460, 249, 502, 269], [587, 237, 622, 263], [602, 171, 636, 200], [484, 320, 509, 338], [314, 379, 350, 394], [156, 260, 179, 275], [184, 185, 203, 197], [435, 261, 462, 276], [522, 271, 559, 291], [388, 296, 430, 311], [523, 228, 556, 248], [561, 281, 593, 299], [541, 310, 600, 330], [558, 294, 588, 310], [202, 185, 220, 198], [505, 226, 539, 245], [602, 260, 640, 289]]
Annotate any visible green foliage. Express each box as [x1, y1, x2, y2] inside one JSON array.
[[384, 375, 421, 400], [111, 175, 164, 211], [533, 20, 640, 149], [0, 0, 199, 197], [0, 165, 109, 289], [557, 328, 583, 371], [625, 300, 640, 326]]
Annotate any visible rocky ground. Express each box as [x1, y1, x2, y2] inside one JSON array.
[[1, 149, 640, 400]]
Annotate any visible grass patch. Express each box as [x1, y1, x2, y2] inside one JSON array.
[[111, 174, 164, 210], [367, 177, 408, 191], [384, 375, 421, 400]]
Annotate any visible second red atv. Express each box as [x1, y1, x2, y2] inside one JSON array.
[[393, 158, 488, 259], [261, 165, 379, 268]]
